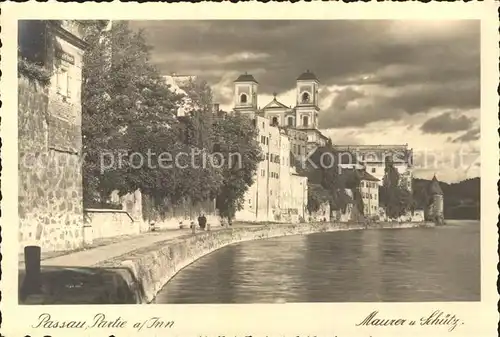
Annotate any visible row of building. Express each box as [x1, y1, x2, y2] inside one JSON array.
[[165, 70, 434, 223], [219, 71, 415, 222]]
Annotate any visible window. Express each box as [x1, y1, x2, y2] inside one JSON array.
[[360, 181, 364, 188], [276, 173, 279, 179], [302, 92, 310, 103], [240, 93, 247, 103], [303, 116, 309, 127], [272, 117, 279, 126], [266, 153, 269, 160], [56, 67, 70, 98], [371, 167, 376, 173], [261, 169, 265, 177], [288, 117, 294, 126]]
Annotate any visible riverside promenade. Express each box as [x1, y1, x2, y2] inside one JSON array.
[[19, 221, 429, 305], [19, 224, 252, 268], [18, 223, 266, 304]]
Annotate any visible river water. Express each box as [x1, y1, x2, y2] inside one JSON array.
[[154, 220, 480, 303]]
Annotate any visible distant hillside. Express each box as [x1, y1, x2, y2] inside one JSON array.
[[412, 177, 480, 220]]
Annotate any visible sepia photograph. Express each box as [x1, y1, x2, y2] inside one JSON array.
[[16, 18, 482, 307]]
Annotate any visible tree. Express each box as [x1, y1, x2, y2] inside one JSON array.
[[380, 158, 414, 218], [212, 113, 262, 223], [300, 145, 362, 215], [307, 183, 331, 214], [176, 77, 222, 206], [178, 77, 215, 151], [82, 21, 184, 206]]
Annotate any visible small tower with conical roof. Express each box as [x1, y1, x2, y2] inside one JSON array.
[[426, 175, 445, 225], [233, 73, 258, 117]]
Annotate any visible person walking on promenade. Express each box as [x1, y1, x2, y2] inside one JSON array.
[[198, 213, 207, 230]]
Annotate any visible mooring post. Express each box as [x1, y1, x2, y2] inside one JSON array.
[[21, 245, 42, 299]]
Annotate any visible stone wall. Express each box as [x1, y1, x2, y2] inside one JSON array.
[[18, 21, 87, 253], [97, 221, 431, 304], [84, 209, 141, 241], [141, 193, 220, 230], [18, 76, 84, 252]]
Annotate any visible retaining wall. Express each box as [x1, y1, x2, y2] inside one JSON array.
[[96, 221, 432, 304]]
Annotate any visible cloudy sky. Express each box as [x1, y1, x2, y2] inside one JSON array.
[[130, 20, 480, 183]]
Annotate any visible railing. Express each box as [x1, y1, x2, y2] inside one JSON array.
[[84, 208, 135, 222]]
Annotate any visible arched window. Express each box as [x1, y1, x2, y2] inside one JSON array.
[[301, 92, 310, 103], [303, 116, 309, 127], [271, 116, 279, 126], [240, 93, 247, 103], [288, 117, 294, 126]]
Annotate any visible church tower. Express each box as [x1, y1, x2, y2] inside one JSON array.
[[234, 73, 258, 117], [295, 70, 320, 129]]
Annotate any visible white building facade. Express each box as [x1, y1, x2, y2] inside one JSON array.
[[234, 115, 308, 222]]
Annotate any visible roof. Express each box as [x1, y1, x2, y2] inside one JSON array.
[[234, 73, 258, 83], [262, 97, 289, 110], [338, 168, 378, 188], [330, 144, 412, 164], [358, 170, 380, 182], [297, 70, 319, 82], [331, 144, 409, 151], [428, 175, 444, 195], [301, 128, 329, 140]]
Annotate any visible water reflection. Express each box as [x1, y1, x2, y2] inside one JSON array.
[[154, 221, 480, 303]]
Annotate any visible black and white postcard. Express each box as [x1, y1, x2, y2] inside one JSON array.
[[1, 2, 498, 337]]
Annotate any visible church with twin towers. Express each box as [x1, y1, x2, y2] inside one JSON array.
[[230, 69, 414, 192], [227, 70, 410, 222], [232, 70, 329, 157], [234, 70, 321, 130]]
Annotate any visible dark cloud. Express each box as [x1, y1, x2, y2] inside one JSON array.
[[330, 87, 365, 111], [420, 112, 476, 134], [452, 127, 480, 143], [130, 20, 480, 126], [319, 80, 479, 129]]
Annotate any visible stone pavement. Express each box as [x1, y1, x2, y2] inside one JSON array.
[[19, 223, 262, 269]]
